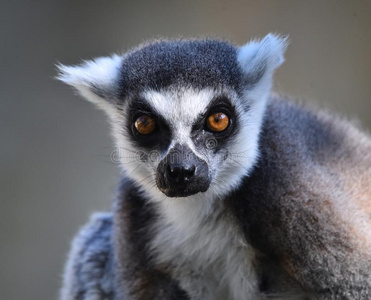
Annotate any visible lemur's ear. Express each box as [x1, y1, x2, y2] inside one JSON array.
[[237, 33, 288, 87], [56, 55, 123, 110]]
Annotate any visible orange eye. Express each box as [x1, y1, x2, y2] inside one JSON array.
[[134, 115, 156, 134], [206, 112, 229, 132]]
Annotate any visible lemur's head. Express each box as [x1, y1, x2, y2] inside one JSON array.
[[58, 34, 286, 201]]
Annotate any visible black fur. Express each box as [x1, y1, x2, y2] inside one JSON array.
[[126, 98, 172, 151]]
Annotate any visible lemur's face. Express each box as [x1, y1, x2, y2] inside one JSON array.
[[58, 35, 286, 200], [122, 87, 243, 198]]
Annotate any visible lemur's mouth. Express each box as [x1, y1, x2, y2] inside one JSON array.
[[159, 183, 209, 198], [156, 144, 210, 198]]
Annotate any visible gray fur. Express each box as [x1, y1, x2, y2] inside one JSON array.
[[228, 96, 371, 299], [58, 35, 371, 300], [60, 213, 116, 300], [118, 39, 245, 98]]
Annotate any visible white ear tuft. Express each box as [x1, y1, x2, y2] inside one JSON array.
[[237, 33, 288, 86], [56, 54, 123, 104]]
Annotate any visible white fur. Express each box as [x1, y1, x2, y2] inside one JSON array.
[[150, 200, 259, 300], [143, 88, 212, 144], [237, 33, 287, 81], [56, 55, 123, 120]]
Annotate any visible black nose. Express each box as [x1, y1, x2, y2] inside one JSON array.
[[166, 164, 196, 184], [156, 143, 210, 197]]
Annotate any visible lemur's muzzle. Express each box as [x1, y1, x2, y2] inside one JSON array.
[[156, 144, 210, 197]]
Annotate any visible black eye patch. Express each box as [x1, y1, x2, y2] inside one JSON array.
[[126, 98, 171, 151], [191, 96, 236, 133], [190, 96, 239, 152]]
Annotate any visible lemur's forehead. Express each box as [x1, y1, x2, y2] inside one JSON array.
[[141, 88, 216, 127], [118, 39, 245, 97]]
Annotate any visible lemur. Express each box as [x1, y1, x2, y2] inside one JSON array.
[[58, 34, 371, 300]]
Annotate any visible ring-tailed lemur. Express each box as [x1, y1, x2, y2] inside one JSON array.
[[58, 34, 371, 300]]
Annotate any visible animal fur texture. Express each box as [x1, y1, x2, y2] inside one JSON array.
[[58, 34, 371, 300]]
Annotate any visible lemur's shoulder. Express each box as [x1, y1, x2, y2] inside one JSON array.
[[231, 95, 371, 297], [60, 213, 116, 300]]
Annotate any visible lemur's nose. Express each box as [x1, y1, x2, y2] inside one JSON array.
[[157, 143, 210, 197], [166, 164, 196, 184]]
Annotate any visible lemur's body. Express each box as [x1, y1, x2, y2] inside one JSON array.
[[59, 35, 371, 300]]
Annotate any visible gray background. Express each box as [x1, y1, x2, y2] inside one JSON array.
[[1, 1, 370, 299]]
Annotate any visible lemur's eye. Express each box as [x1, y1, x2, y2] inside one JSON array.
[[134, 115, 156, 134], [206, 113, 229, 132]]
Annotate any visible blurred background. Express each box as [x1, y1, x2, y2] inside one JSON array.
[[1, 1, 370, 299]]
